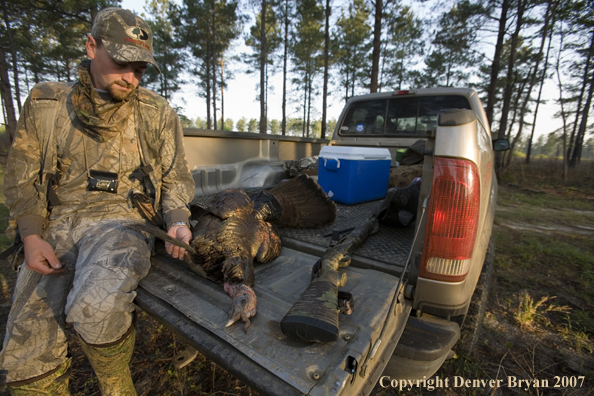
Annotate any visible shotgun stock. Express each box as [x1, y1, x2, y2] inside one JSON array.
[[280, 214, 379, 342]]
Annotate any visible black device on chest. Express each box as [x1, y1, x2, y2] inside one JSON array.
[[87, 169, 118, 193]]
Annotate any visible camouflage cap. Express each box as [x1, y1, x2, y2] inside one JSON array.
[[91, 7, 161, 74]]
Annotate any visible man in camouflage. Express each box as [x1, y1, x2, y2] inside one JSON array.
[[0, 8, 195, 395]]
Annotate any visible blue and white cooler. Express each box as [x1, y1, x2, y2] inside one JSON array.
[[318, 146, 392, 205]]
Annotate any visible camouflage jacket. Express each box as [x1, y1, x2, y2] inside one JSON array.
[[4, 81, 195, 240]]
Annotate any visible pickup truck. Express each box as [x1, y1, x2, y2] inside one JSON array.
[[134, 87, 510, 395]]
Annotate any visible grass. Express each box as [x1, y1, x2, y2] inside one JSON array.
[[374, 159, 594, 396], [1, 155, 594, 395], [513, 291, 571, 329]]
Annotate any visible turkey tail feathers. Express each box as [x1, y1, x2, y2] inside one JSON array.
[[263, 174, 337, 228]]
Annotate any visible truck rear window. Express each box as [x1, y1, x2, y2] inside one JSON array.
[[339, 95, 472, 136]]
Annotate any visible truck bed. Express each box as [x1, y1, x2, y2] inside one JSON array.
[[136, 198, 414, 395], [279, 199, 413, 277]]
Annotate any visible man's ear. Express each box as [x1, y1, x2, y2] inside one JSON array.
[[86, 35, 97, 60]]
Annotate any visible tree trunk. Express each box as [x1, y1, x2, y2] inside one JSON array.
[[485, 0, 511, 127], [307, 65, 312, 138], [568, 31, 594, 166], [24, 61, 30, 92], [220, 58, 225, 130], [260, 0, 267, 134], [555, 18, 569, 180], [506, 1, 554, 171], [345, 68, 349, 103], [504, 72, 529, 171], [370, 0, 382, 93], [302, 74, 307, 137], [495, 0, 525, 178], [212, 2, 218, 131], [570, 62, 594, 166], [321, 0, 330, 139], [526, 0, 556, 164], [2, 0, 21, 113], [281, 0, 289, 136], [501, 71, 526, 171], [206, 53, 212, 129], [0, 40, 17, 142]]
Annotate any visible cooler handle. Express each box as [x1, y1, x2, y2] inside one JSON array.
[[323, 157, 341, 169]]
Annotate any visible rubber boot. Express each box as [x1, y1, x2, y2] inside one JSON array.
[[77, 327, 137, 396], [7, 358, 71, 396]]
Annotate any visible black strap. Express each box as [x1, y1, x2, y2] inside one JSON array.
[[130, 164, 154, 181], [0, 243, 22, 261], [329, 230, 341, 247], [310, 258, 322, 281], [46, 173, 62, 207]]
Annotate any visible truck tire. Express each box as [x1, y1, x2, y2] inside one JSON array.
[[456, 237, 494, 356]]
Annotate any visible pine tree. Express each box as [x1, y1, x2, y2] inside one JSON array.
[[332, 0, 371, 102], [381, 4, 423, 90], [291, 0, 324, 137], [416, 0, 483, 87], [244, 0, 282, 134], [181, 0, 243, 130], [143, 0, 185, 100]]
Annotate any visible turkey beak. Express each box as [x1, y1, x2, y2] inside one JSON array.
[[226, 296, 248, 327], [226, 315, 240, 328]]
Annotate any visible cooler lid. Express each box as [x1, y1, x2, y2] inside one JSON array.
[[319, 146, 392, 161]]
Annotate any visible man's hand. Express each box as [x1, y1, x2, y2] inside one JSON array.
[[166, 225, 192, 259], [23, 234, 67, 276]]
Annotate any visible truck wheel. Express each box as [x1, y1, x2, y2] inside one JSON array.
[[456, 237, 494, 356]]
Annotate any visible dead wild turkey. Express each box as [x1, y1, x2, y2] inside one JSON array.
[[128, 174, 336, 332]]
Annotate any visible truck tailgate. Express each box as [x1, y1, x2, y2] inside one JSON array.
[[137, 245, 411, 396]]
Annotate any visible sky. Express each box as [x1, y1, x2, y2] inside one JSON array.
[[118, 0, 566, 138], [121, 0, 347, 129], [1, 0, 566, 139]]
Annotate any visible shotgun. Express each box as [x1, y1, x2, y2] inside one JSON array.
[[280, 213, 379, 342]]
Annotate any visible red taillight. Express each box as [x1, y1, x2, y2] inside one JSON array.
[[397, 90, 410, 95], [420, 158, 480, 282]]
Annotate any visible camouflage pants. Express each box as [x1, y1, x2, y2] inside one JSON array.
[[0, 218, 151, 383]]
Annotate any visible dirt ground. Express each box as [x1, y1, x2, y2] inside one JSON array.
[[1, 157, 593, 396]]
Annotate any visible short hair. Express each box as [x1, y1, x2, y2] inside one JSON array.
[[93, 37, 103, 48]]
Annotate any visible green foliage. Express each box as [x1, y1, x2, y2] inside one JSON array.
[[415, 0, 483, 87], [0, 126, 8, 156], [0, 162, 9, 252], [513, 291, 570, 328], [1, 0, 593, 165], [269, 118, 280, 134], [332, 0, 371, 101], [244, 2, 283, 74], [142, 0, 186, 100], [381, 4, 424, 91], [179, 0, 244, 128], [178, 114, 193, 128], [247, 118, 258, 132], [559, 316, 593, 354], [4, 0, 115, 88], [194, 117, 206, 129], [218, 117, 234, 131], [291, 0, 324, 137], [326, 118, 336, 137], [235, 116, 247, 132]]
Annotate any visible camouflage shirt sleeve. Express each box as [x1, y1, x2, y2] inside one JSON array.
[[5, 96, 51, 240], [158, 103, 194, 227]]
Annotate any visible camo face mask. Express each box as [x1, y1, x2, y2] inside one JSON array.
[[72, 59, 137, 142]]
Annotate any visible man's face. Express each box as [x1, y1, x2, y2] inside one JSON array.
[[86, 35, 148, 101]]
